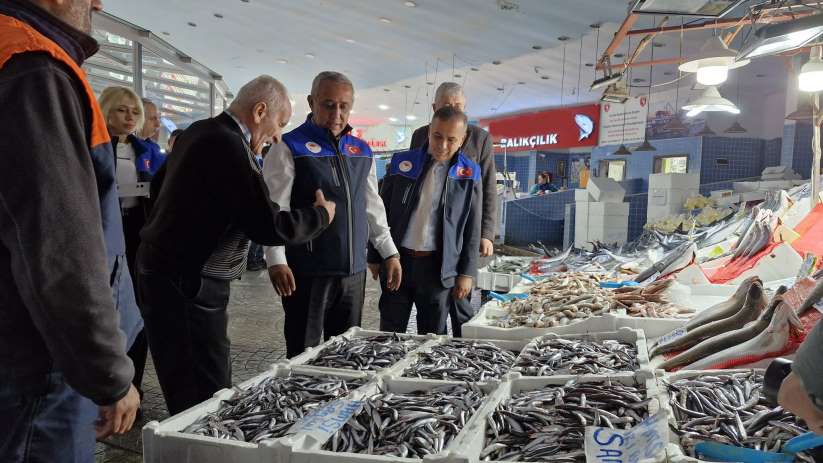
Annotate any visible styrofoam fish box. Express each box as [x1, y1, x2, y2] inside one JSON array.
[[654, 368, 790, 463], [142, 364, 373, 463], [510, 328, 650, 377], [587, 176, 626, 203], [285, 375, 499, 463], [649, 172, 699, 191], [395, 336, 531, 386], [476, 257, 532, 292], [452, 371, 661, 463]]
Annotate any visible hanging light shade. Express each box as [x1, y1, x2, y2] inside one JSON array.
[[612, 144, 633, 155], [634, 138, 657, 151], [682, 86, 740, 117], [724, 120, 748, 133], [785, 102, 817, 121], [679, 36, 749, 85], [664, 114, 689, 132], [697, 124, 716, 136], [799, 55, 823, 93]]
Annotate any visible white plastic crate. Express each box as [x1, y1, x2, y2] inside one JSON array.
[[452, 371, 662, 463], [142, 364, 373, 463], [287, 326, 439, 376], [396, 336, 531, 385], [476, 256, 533, 292], [510, 327, 650, 377], [285, 375, 500, 463]]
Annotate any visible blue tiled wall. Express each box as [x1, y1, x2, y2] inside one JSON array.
[[764, 138, 782, 168], [700, 137, 766, 184], [626, 193, 649, 242], [591, 137, 704, 191], [503, 190, 575, 245], [495, 152, 536, 192], [791, 123, 814, 178], [781, 124, 796, 169]]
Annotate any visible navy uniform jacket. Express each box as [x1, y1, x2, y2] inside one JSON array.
[[370, 148, 481, 287]]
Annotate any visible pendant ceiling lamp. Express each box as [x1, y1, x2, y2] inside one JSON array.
[[698, 124, 716, 136], [636, 19, 658, 152], [683, 86, 740, 117], [665, 21, 689, 133], [612, 35, 632, 156], [613, 144, 633, 155], [679, 36, 749, 86], [786, 102, 817, 121], [799, 54, 823, 93], [725, 71, 747, 133]]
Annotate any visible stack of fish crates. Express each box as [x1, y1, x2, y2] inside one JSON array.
[[476, 256, 533, 292]]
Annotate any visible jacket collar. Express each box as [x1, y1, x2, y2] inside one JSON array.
[[0, 0, 99, 65]]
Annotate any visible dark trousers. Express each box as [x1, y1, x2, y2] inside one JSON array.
[[136, 247, 232, 415], [379, 254, 451, 335], [449, 290, 478, 337], [122, 207, 148, 397], [282, 271, 365, 358], [0, 373, 97, 463]]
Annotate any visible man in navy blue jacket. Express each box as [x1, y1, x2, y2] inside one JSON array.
[[371, 106, 481, 334]]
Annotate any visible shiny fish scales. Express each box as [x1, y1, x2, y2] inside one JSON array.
[[182, 373, 365, 443], [667, 371, 812, 460], [307, 334, 421, 370], [515, 338, 638, 376], [403, 340, 518, 382], [323, 383, 484, 457], [483, 380, 650, 462]]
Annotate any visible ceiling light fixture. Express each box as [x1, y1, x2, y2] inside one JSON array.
[[454, 73, 462, 78], [345, 38, 356, 44], [187, 22, 197, 27], [679, 36, 749, 86], [389, 117, 399, 122], [304, 52, 315, 59], [405, 114, 417, 121], [665, 19, 689, 133], [724, 120, 747, 133], [697, 124, 716, 136], [541, 76, 550, 80], [612, 144, 633, 156], [682, 86, 739, 117], [378, 104, 390, 110], [636, 25, 658, 152], [631, 0, 745, 17], [470, 67, 480, 71], [738, 13, 823, 60], [404, 1, 416, 6], [214, 13, 224, 18], [799, 53, 823, 93], [492, 60, 502, 65], [532, 45, 542, 50], [600, 82, 629, 104], [275, 58, 288, 64], [379, 17, 392, 23], [786, 102, 816, 121]]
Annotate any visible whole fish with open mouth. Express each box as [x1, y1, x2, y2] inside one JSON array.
[[323, 383, 484, 457], [182, 373, 366, 443], [307, 334, 421, 370], [403, 340, 517, 382], [658, 286, 787, 371], [514, 337, 638, 375], [650, 280, 766, 358], [667, 371, 813, 462], [482, 379, 650, 462]]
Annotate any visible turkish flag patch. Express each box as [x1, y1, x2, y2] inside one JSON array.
[[457, 167, 473, 178], [346, 144, 361, 155]]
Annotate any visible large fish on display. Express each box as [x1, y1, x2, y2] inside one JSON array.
[[574, 114, 594, 140]]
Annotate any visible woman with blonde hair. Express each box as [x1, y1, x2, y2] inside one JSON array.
[[98, 86, 162, 411]]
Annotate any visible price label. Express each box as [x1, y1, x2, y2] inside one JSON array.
[[286, 398, 363, 444], [655, 327, 687, 347], [585, 412, 668, 463]]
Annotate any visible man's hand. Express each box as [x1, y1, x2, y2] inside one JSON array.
[[313, 189, 336, 223], [479, 238, 494, 258], [96, 384, 140, 440], [268, 264, 296, 297], [384, 256, 402, 291], [779, 371, 823, 434], [452, 275, 473, 300]]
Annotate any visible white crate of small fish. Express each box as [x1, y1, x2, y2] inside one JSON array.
[[510, 327, 650, 377], [657, 369, 816, 463], [287, 327, 439, 376], [142, 364, 372, 463], [284, 375, 498, 463], [452, 371, 662, 462], [477, 256, 534, 292], [462, 273, 694, 340], [396, 337, 530, 385]]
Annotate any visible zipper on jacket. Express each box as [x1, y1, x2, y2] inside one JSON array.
[[330, 162, 341, 187], [332, 139, 355, 274], [307, 240, 313, 253], [401, 185, 412, 204]]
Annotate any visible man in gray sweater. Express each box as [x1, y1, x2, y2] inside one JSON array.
[[409, 82, 497, 336]]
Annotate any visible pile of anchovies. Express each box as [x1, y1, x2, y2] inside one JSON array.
[[483, 380, 649, 462], [402, 340, 518, 382], [667, 372, 814, 462], [514, 338, 639, 376], [488, 258, 532, 274], [306, 334, 421, 370], [322, 383, 484, 457], [182, 373, 365, 443]]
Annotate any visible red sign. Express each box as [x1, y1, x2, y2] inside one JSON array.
[[481, 104, 600, 152]]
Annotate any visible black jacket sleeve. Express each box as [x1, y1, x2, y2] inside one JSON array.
[[0, 55, 133, 405], [457, 179, 482, 279], [475, 128, 498, 241], [196, 134, 330, 247], [410, 125, 428, 150]]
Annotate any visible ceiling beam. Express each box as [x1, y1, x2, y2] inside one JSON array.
[[626, 10, 817, 37]]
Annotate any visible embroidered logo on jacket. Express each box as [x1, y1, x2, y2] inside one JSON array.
[[345, 144, 362, 155], [398, 160, 413, 173], [456, 166, 474, 178], [305, 141, 322, 154]]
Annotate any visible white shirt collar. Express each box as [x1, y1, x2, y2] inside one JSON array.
[[225, 110, 252, 144]]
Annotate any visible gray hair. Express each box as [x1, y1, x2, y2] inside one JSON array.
[[310, 71, 354, 98], [432, 105, 468, 128], [229, 75, 289, 114], [434, 82, 464, 102], [141, 98, 156, 108]]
